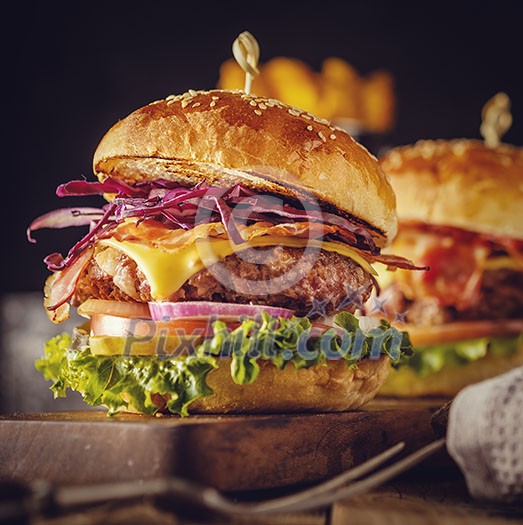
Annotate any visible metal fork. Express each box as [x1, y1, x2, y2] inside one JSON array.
[[16, 438, 444, 519]]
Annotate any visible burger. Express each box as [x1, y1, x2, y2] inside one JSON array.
[[29, 89, 418, 416], [378, 139, 523, 397]]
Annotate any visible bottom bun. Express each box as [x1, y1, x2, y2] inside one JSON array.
[[148, 357, 390, 414], [380, 343, 523, 398]]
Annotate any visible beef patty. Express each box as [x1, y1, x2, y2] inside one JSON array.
[[73, 245, 373, 317], [383, 269, 523, 325]]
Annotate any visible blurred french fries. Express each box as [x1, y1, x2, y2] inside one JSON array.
[[361, 71, 395, 133], [262, 58, 320, 113], [319, 58, 361, 123], [218, 56, 395, 133]]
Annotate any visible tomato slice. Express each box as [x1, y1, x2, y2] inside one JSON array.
[[89, 314, 239, 338], [88, 313, 242, 356], [396, 319, 523, 346]]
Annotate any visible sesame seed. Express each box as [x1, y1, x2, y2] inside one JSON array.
[[254, 109, 262, 116], [386, 152, 401, 168], [212, 96, 219, 100], [419, 142, 435, 159], [249, 100, 257, 106], [452, 142, 467, 156], [307, 125, 313, 131], [330, 134, 337, 140], [181, 100, 189, 108], [318, 131, 326, 142], [188, 89, 197, 96], [259, 103, 267, 110], [210, 101, 216, 107], [192, 102, 201, 108]]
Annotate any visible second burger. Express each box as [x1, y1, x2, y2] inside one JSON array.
[[378, 138, 523, 396]]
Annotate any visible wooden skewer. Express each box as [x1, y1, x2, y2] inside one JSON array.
[[232, 31, 260, 94], [480, 92, 512, 148]]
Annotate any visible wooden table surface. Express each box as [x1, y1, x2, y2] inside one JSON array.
[[0, 399, 444, 492], [2, 400, 522, 523]]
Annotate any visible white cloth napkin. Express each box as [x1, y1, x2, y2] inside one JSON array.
[[447, 366, 523, 501]]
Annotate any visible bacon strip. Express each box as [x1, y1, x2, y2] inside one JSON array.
[[43, 247, 94, 323], [368, 253, 429, 271]]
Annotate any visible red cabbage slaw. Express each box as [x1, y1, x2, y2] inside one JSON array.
[[28, 177, 379, 272]]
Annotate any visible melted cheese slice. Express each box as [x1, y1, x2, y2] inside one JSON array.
[[100, 235, 376, 301]]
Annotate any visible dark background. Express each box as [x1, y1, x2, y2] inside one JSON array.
[[5, 1, 523, 294]]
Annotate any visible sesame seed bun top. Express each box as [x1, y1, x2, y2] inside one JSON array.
[[380, 139, 523, 240], [93, 89, 397, 247]]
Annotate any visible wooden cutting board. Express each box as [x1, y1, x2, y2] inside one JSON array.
[[0, 399, 447, 492]]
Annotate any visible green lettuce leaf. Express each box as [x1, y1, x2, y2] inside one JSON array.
[[36, 312, 413, 415], [198, 312, 412, 385], [36, 334, 216, 416], [399, 335, 521, 377]]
